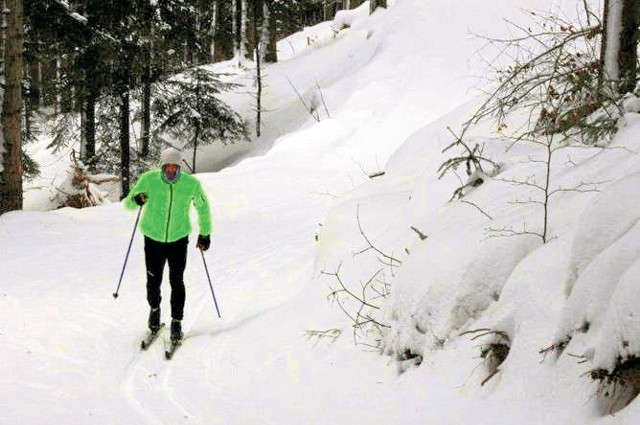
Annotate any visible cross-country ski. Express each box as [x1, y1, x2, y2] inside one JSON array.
[[164, 339, 182, 360], [140, 323, 165, 350]]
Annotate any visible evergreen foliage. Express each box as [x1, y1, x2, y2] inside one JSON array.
[[18, 0, 333, 206], [152, 67, 248, 171]]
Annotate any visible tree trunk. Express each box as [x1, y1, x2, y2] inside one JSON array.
[[601, 0, 640, 94], [23, 61, 31, 137], [618, 0, 639, 93], [232, 0, 239, 59], [0, 0, 5, 75], [263, 1, 277, 63], [0, 0, 24, 214], [370, 0, 387, 14], [141, 62, 151, 158], [119, 91, 130, 198], [597, 0, 610, 100], [240, 0, 248, 62], [246, 0, 259, 59], [80, 89, 96, 168], [37, 62, 43, 107], [256, 35, 262, 137], [324, 1, 336, 20], [192, 123, 200, 173], [54, 55, 60, 114], [141, 0, 153, 158], [192, 74, 202, 173], [209, 0, 217, 62]]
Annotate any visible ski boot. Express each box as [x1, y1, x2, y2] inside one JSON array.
[[170, 319, 183, 343], [148, 307, 161, 333]]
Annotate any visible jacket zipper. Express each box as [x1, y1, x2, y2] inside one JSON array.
[[165, 184, 174, 242]]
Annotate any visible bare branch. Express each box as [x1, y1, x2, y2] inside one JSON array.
[[495, 177, 546, 191], [286, 76, 320, 122], [322, 267, 381, 310], [315, 79, 331, 119], [355, 204, 403, 266], [548, 181, 600, 197], [460, 200, 494, 220]]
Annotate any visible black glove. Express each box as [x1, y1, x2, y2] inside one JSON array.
[[133, 193, 147, 206], [197, 235, 211, 251]]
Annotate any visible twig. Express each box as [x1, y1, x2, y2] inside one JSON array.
[[460, 328, 492, 336], [286, 76, 319, 122], [470, 330, 510, 342], [355, 204, 403, 266], [460, 200, 493, 220], [323, 262, 390, 346], [323, 267, 381, 310], [303, 329, 342, 346], [481, 369, 501, 386], [315, 79, 331, 118], [410, 226, 428, 240]]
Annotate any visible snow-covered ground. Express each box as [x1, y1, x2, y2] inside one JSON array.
[[4, 0, 640, 423]]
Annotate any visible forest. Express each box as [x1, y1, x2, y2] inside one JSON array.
[[0, 0, 388, 212]]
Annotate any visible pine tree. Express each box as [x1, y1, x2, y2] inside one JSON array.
[[152, 67, 247, 172]]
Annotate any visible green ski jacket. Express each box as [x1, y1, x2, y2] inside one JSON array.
[[124, 169, 212, 243]]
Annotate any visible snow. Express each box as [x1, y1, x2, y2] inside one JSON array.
[[70, 12, 88, 25], [53, 0, 71, 11], [5, 0, 640, 424]]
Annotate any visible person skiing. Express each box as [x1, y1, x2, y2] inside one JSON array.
[[124, 147, 212, 343]]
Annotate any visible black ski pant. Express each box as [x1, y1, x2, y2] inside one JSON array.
[[144, 236, 188, 321]]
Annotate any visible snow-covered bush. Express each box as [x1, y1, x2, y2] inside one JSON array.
[[461, 328, 511, 385], [590, 357, 640, 414], [463, 9, 619, 146], [440, 7, 622, 205]]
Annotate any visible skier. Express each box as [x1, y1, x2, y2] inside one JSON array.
[[124, 147, 212, 343]]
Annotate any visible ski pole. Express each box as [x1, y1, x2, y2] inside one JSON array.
[[113, 206, 143, 299], [201, 249, 221, 318]]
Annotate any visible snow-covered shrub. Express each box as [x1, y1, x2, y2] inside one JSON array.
[[438, 129, 500, 200], [315, 193, 411, 349], [331, 1, 371, 35], [462, 328, 511, 386], [440, 7, 622, 203], [550, 173, 640, 352], [465, 9, 618, 145], [381, 222, 538, 360], [590, 356, 640, 415]]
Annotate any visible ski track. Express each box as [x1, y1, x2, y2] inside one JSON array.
[[122, 334, 199, 424], [120, 263, 267, 424], [121, 281, 212, 424], [122, 353, 165, 424], [0, 177, 318, 423], [121, 272, 306, 424]]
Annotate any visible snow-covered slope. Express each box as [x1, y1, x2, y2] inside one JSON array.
[[4, 0, 640, 424]]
